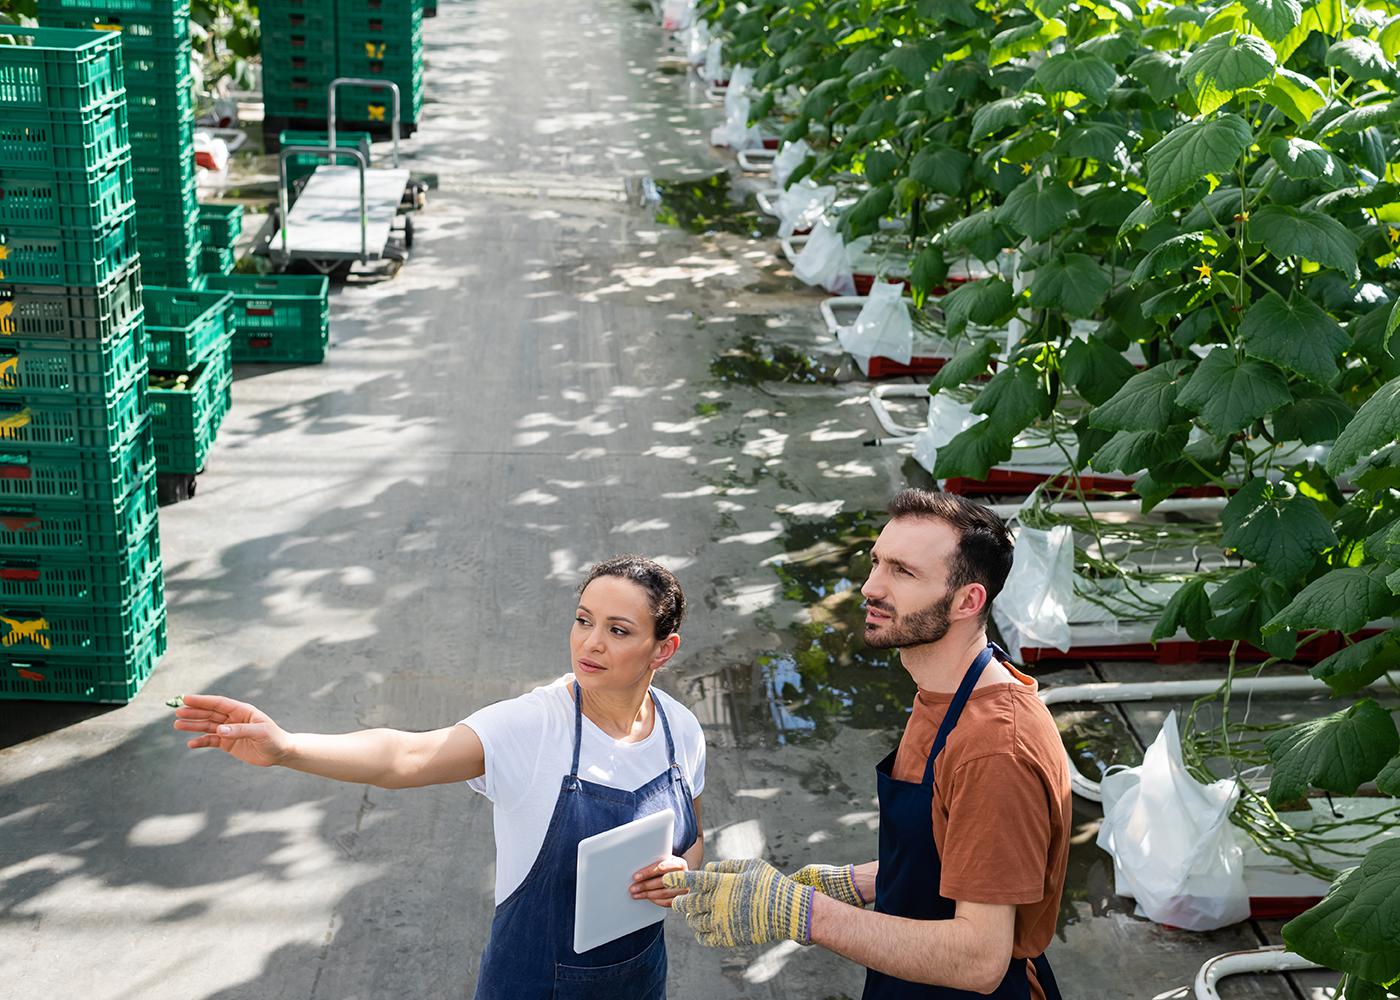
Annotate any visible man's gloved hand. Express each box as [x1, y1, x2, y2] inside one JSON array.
[[662, 858, 815, 947], [790, 863, 869, 907]]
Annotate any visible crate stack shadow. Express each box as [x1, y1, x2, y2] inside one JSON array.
[[0, 26, 166, 703]]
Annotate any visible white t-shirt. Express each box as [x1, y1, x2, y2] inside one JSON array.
[[461, 674, 707, 904]]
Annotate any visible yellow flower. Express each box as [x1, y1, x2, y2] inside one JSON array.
[[1020, 161, 1032, 174], [1195, 262, 1213, 281], [1388, 226, 1399, 245]]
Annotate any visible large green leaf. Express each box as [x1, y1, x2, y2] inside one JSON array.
[[929, 337, 997, 393], [970, 93, 1048, 140], [1264, 67, 1327, 125], [1272, 389, 1355, 444], [1061, 335, 1137, 406], [910, 146, 971, 196], [971, 363, 1049, 435], [1151, 577, 1214, 642], [1089, 427, 1191, 474], [1264, 699, 1400, 803], [1089, 360, 1192, 432], [1250, 205, 1360, 277], [1239, 291, 1349, 385], [1035, 51, 1117, 105], [998, 179, 1078, 242], [933, 420, 1015, 479], [1131, 232, 1213, 285], [1328, 375, 1400, 477], [1269, 137, 1346, 184], [1327, 37, 1397, 85], [1243, 0, 1302, 41], [990, 19, 1067, 65], [941, 277, 1016, 336], [1028, 254, 1111, 318], [1319, 99, 1400, 135], [1058, 121, 1135, 161], [1220, 478, 1337, 578], [1129, 50, 1187, 102], [1284, 857, 1400, 988], [1378, 753, 1400, 795], [1264, 565, 1395, 635], [1181, 32, 1277, 115], [1310, 629, 1400, 694], [1144, 115, 1254, 204], [943, 211, 1011, 263], [801, 77, 848, 120], [1177, 349, 1293, 436]]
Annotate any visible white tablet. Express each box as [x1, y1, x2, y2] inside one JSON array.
[[573, 809, 675, 954]]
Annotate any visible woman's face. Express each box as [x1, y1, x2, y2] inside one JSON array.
[[571, 576, 669, 691]]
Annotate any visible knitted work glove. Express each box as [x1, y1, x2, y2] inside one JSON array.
[[663, 859, 815, 947], [789, 863, 869, 907]]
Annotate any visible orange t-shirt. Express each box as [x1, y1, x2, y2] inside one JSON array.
[[890, 662, 1071, 1000]]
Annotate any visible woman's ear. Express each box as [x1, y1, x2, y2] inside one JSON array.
[[651, 633, 681, 670]]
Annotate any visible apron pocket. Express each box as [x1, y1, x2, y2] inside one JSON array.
[[553, 931, 666, 999]]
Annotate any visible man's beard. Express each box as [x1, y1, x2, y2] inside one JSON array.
[[863, 590, 955, 649]]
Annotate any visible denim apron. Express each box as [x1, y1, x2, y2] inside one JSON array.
[[862, 643, 1063, 1000], [473, 683, 699, 1000]]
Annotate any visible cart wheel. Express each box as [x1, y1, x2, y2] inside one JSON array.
[[403, 215, 414, 249], [414, 185, 428, 210]]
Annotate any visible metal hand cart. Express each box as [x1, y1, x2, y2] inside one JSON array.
[[265, 78, 429, 276]]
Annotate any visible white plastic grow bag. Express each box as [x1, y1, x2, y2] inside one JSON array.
[[1098, 711, 1252, 931], [838, 281, 914, 366], [773, 179, 837, 237], [710, 65, 763, 150], [791, 217, 855, 295], [661, 0, 695, 31], [772, 138, 812, 188]]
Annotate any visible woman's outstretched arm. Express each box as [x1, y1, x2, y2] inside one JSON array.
[[174, 693, 486, 789]]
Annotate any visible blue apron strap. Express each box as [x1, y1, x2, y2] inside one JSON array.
[[649, 689, 679, 767], [571, 681, 584, 778], [921, 643, 999, 788]]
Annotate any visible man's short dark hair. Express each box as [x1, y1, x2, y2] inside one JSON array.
[[886, 489, 1014, 619]]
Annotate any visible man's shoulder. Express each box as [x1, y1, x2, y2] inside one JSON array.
[[945, 684, 1064, 776]]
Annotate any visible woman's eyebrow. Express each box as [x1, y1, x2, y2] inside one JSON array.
[[577, 605, 637, 625]]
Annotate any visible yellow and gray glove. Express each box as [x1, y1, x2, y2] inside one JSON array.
[[663, 858, 815, 947], [790, 863, 869, 907]]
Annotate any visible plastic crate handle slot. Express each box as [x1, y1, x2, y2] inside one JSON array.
[[0, 452, 30, 480], [0, 299, 12, 335], [16, 666, 45, 682], [0, 564, 40, 582], [1, 614, 49, 650], [249, 336, 273, 349], [0, 405, 32, 438], [0, 352, 18, 389], [0, 511, 39, 533]]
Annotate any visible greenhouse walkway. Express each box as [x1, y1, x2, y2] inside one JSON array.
[[0, 0, 1354, 997]]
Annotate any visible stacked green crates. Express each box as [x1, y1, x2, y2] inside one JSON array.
[[335, 0, 425, 126], [197, 202, 242, 277], [261, 0, 425, 131], [204, 274, 330, 364], [0, 26, 166, 704], [261, 0, 338, 121], [143, 287, 233, 474], [39, 0, 201, 288]]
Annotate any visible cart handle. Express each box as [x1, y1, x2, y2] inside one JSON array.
[[327, 77, 401, 168], [278, 145, 369, 262]]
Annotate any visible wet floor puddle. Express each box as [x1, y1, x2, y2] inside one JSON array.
[[708, 333, 841, 386], [647, 171, 778, 237]]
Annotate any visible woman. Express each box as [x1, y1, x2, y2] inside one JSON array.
[[174, 555, 705, 999]]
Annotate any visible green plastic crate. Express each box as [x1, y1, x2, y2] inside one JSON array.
[[0, 211, 138, 287], [0, 559, 165, 658], [0, 325, 146, 398], [0, 100, 130, 174], [204, 274, 330, 364], [0, 261, 143, 340], [197, 203, 243, 247], [37, 0, 192, 46], [0, 417, 154, 504], [151, 353, 230, 473], [140, 239, 201, 289], [199, 244, 234, 275], [0, 25, 127, 115], [0, 152, 135, 234], [0, 475, 158, 558], [0, 604, 166, 704], [144, 286, 230, 369], [0, 514, 160, 605], [0, 371, 148, 453], [277, 130, 372, 190]]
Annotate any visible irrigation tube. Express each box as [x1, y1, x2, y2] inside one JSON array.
[[1193, 946, 1321, 999], [737, 148, 775, 172], [1041, 674, 1400, 802]]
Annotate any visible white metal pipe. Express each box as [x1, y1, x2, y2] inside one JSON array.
[[737, 149, 776, 172], [867, 384, 927, 440], [1193, 946, 1321, 1000], [987, 496, 1231, 518], [1042, 674, 1400, 802]]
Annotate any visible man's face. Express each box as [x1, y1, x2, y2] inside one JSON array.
[[860, 517, 959, 650]]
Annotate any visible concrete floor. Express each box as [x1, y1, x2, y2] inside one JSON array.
[[0, 0, 1351, 997]]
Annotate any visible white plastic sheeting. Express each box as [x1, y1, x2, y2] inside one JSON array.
[[1098, 712, 1251, 931], [710, 65, 763, 150], [838, 281, 914, 366], [772, 139, 813, 188], [774, 177, 836, 237], [791, 217, 855, 295], [910, 393, 985, 475], [991, 525, 1075, 656]]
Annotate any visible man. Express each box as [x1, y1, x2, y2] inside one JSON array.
[[665, 489, 1070, 999]]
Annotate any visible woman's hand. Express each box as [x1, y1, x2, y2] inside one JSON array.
[[173, 694, 293, 768], [630, 854, 690, 908]]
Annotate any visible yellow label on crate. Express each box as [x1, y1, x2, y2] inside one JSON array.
[[0, 302, 12, 335], [0, 409, 32, 438], [368, 104, 386, 121], [94, 23, 122, 31], [0, 356, 19, 389], [2, 616, 51, 650], [365, 41, 385, 58]]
